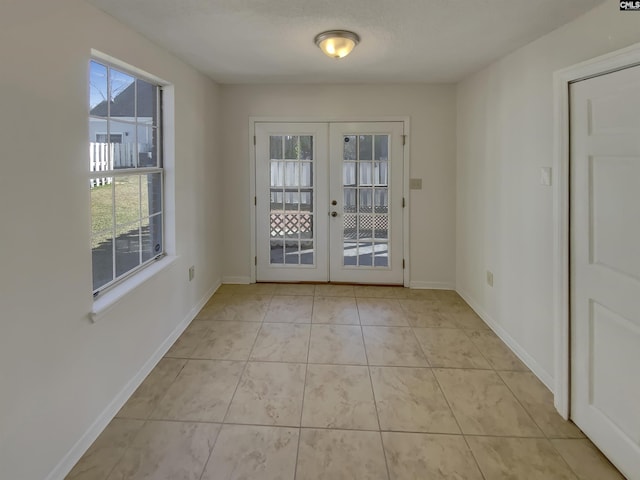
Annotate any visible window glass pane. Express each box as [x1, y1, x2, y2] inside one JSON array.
[[374, 135, 388, 161], [90, 117, 108, 143], [358, 135, 372, 160], [374, 161, 388, 186], [115, 175, 141, 226], [136, 78, 157, 126], [270, 190, 284, 211], [374, 188, 388, 211], [270, 136, 283, 160], [142, 213, 163, 262], [110, 120, 137, 168], [115, 223, 141, 277], [359, 162, 372, 185], [300, 162, 312, 187], [374, 243, 389, 267], [343, 135, 356, 160], [343, 162, 356, 186], [89, 61, 108, 113], [109, 68, 135, 118], [284, 161, 299, 187], [299, 136, 313, 160], [91, 178, 113, 237], [300, 240, 314, 265], [270, 239, 284, 264], [137, 125, 157, 167], [359, 189, 373, 213], [92, 236, 113, 291], [284, 135, 298, 159], [141, 173, 162, 217], [344, 188, 357, 212], [271, 161, 284, 187], [300, 190, 313, 212]]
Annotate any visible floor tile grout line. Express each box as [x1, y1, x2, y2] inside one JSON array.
[[362, 322, 393, 480], [219, 318, 263, 426], [98, 419, 147, 480], [495, 370, 562, 443], [111, 417, 557, 438], [294, 339, 311, 480], [430, 368, 488, 480]]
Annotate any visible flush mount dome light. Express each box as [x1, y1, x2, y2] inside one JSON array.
[[314, 30, 360, 58]]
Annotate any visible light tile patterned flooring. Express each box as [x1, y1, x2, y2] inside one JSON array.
[[67, 284, 625, 480]]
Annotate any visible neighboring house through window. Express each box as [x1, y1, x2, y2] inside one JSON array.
[[89, 59, 164, 295]]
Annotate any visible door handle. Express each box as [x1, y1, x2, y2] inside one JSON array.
[[331, 200, 337, 205], [330, 211, 338, 217]]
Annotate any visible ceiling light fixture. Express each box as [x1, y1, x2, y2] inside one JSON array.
[[314, 30, 360, 59]]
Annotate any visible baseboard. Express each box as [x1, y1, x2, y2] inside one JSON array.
[[409, 281, 456, 290], [46, 279, 221, 480], [222, 276, 251, 284], [456, 287, 555, 392]]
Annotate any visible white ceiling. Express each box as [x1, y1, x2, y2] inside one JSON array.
[[87, 0, 604, 84]]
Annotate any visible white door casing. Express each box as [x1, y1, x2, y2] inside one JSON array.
[[570, 65, 640, 480]]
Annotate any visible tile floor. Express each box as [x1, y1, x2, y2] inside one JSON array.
[[67, 284, 625, 480]]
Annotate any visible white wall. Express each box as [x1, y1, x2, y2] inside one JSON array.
[[0, 1, 223, 479], [219, 84, 457, 287], [456, 1, 640, 387]]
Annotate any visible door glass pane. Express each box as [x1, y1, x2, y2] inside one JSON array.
[[358, 135, 373, 160], [269, 134, 314, 266], [300, 136, 313, 160], [270, 136, 283, 159], [342, 133, 391, 268], [344, 135, 356, 160], [284, 135, 298, 159], [374, 135, 388, 161], [270, 239, 284, 264]]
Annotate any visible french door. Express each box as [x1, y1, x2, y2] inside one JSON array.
[[255, 121, 404, 284]]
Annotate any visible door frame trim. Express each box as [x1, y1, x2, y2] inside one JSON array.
[[553, 41, 640, 419], [249, 116, 411, 287]]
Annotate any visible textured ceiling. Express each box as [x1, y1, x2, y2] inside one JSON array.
[[87, 0, 604, 84]]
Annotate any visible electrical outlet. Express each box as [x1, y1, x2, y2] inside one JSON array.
[[486, 270, 493, 287], [188, 266, 195, 281]]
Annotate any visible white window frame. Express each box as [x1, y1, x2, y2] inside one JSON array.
[[89, 56, 166, 301]]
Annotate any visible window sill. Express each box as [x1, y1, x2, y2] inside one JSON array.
[[90, 255, 178, 323]]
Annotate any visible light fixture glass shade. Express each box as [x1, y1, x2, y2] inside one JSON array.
[[315, 30, 360, 58]]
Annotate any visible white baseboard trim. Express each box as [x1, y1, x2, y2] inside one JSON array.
[[46, 279, 221, 480], [222, 276, 251, 284], [456, 287, 555, 392], [409, 281, 456, 290]]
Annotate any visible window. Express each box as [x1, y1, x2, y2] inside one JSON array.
[[89, 59, 164, 295]]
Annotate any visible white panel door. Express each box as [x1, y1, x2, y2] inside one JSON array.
[[329, 122, 404, 284], [256, 121, 404, 284], [256, 123, 328, 282], [570, 65, 640, 480]]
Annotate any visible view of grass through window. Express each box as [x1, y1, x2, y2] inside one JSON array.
[[89, 59, 164, 294]]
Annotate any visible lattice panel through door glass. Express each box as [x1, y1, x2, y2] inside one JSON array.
[[269, 135, 315, 265], [343, 134, 389, 267]]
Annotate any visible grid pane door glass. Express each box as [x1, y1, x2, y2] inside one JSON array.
[[342, 134, 389, 267], [269, 135, 314, 265]]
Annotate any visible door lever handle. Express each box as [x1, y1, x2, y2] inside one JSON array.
[[330, 211, 338, 217]]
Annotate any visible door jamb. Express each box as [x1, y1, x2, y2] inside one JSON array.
[[249, 116, 411, 287], [552, 41, 640, 419]]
